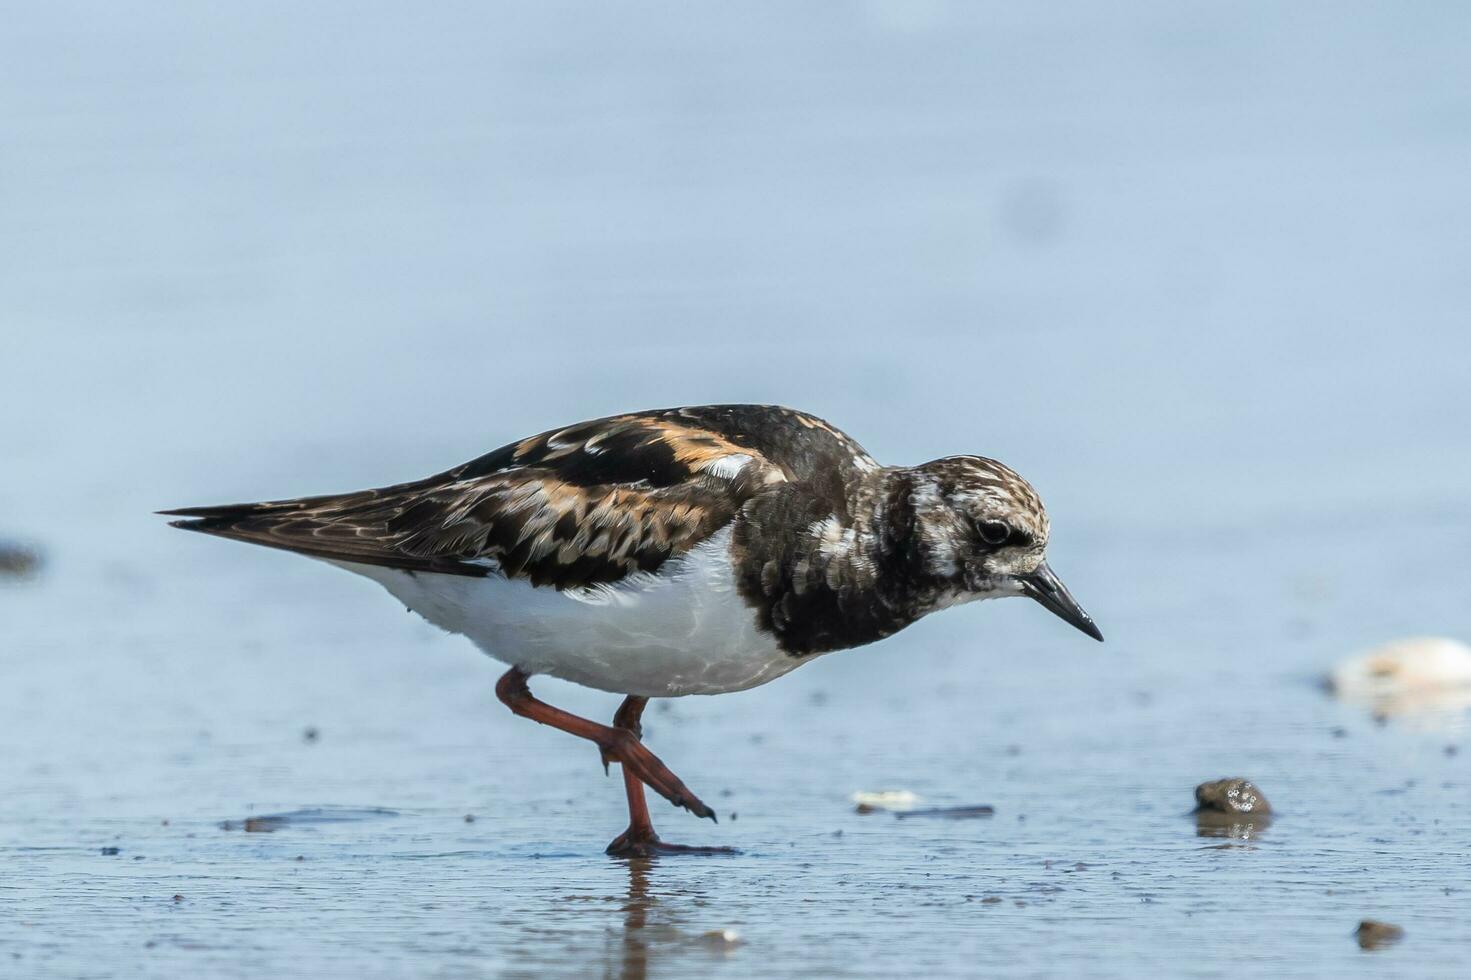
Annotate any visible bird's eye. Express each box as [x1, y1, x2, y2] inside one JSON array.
[[978, 520, 1011, 545]]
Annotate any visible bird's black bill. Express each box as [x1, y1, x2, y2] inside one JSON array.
[[1020, 562, 1103, 642]]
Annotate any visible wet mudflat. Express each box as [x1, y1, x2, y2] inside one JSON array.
[[3, 497, 1467, 978], [4, 2, 1471, 977]]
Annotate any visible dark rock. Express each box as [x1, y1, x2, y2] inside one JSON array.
[[1194, 778, 1272, 839], [1355, 920, 1404, 949], [0, 542, 41, 580], [100, 846, 120, 856], [894, 805, 995, 820], [1195, 778, 1271, 815], [220, 806, 399, 832]]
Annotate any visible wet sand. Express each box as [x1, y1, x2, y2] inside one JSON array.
[[3, 512, 1468, 977]]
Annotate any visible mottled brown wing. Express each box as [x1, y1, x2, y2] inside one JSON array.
[[163, 414, 788, 588]]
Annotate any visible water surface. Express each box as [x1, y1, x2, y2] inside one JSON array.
[[3, 3, 1470, 976]]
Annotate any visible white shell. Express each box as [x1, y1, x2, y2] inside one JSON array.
[[1328, 637, 1471, 726], [1329, 637, 1471, 698], [850, 789, 923, 812]]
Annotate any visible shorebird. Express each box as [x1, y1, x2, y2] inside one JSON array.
[[164, 405, 1101, 856]]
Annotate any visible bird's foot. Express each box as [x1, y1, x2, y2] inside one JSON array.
[[600, 730, 717, 822], [605, 826, 737, 858]]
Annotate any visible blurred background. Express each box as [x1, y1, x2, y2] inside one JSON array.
[[2, 3, 1469, 977]]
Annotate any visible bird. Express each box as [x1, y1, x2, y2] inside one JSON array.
[[162, 404, 1101, 856]]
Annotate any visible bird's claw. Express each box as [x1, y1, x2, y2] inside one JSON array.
[[605, 827, 737, 858], [600, 730, 714, 821]]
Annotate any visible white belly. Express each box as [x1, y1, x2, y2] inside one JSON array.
[[326, 526, 800, 697]]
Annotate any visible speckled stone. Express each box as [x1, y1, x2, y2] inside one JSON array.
[[1194, 778, 1272, 815]]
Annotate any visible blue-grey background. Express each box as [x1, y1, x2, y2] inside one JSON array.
[[3, 3, 1469, 978]]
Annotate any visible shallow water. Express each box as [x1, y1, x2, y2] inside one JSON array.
[[3, 3, 1470, 977]]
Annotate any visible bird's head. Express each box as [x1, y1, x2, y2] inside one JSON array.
[[906, 456, 1102, 641]]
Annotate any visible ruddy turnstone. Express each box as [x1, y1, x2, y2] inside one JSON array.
[[164, 405, 1101, 856]]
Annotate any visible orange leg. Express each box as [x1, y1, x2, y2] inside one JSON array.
[[495, 668, 716, 822], [603, 695, 736, 858]]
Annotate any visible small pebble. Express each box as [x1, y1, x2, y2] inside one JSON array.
[[100, 847, 120, 856], [1355, 920, 1404, 949], [302, 727, 320, 743], [464, 814, 475, 823], [0, 542, 42, 579], [1194, 778, 1271, 815]]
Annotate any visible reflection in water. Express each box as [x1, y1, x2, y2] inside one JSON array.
[[614, 860, 655, 980], [1348, 689, 1471, 733], [1195, 811, 1272, 842], [601, 859, 741, 980]]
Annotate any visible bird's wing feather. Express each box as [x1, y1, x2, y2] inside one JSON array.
[[163, 415, 788, 587]]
